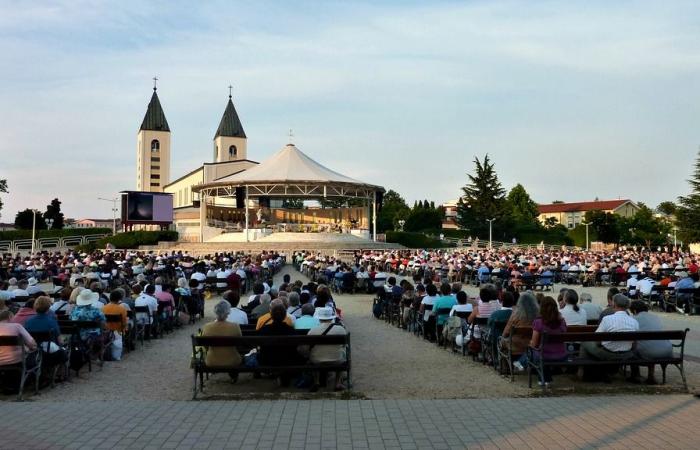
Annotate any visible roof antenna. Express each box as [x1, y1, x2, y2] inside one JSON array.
[[153, 76, 158, 91], [228, 84, 233, 99]]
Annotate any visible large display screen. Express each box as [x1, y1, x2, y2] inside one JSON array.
[[121, 192, 173, 223]]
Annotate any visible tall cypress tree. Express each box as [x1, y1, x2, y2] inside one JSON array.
[[676, 151, 700, 243], [456, 155, 506, 237]]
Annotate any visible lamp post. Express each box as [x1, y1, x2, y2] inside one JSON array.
[[45, 217, 54, 230], [30, 209, 40, 255], [398, 219, 405, 232], [98, 197, 118, 235], [486, 218, 496, 249], [582, 221, 590, 250]]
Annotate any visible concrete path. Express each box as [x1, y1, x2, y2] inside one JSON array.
[[1, 395, 698, 449]]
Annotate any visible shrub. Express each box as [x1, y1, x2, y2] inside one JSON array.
[[385, 231, 450, 248], [95, 230, 178, 249], [0, 228, 112, 241]]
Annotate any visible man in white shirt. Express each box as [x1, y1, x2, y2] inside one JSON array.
[[579, 293, 602, 321], [580, 294, 638, 361], [191, 268, 207, 290], [637, 276, 656, 298], [222, 290, 248, 325], [135, 285, 158, 326]]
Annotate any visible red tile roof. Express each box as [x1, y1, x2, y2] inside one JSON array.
[[537, 199, 633, 214]]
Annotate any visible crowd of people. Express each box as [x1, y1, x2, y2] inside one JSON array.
[[0, 248, 286, 396], [294, 249, 684, 388]]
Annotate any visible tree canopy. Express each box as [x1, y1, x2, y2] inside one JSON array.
[[43, 198, 65, 229], [15, 209, 45, 230], [456, 155, 507, 237], [0, 179, 7, 219], [676, 153, 700, 243]]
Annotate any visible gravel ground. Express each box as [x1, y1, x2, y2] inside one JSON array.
[[9, 267, 697, 402]]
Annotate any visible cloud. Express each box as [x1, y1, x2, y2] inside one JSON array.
[[1, 0, 699, 221]]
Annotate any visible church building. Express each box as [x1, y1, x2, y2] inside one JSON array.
[[136, 85, 259, 240]]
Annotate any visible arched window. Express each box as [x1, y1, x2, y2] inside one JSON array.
[[229, 145, 237, 157], [151, 139, 160, 152]]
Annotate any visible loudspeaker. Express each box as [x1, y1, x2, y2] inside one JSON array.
[[235, 187, 244, 209]]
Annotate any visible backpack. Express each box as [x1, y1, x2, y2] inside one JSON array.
[[372, 301, 383, 319], [69, 336, 88, 373], [442, 315, 463, 343]]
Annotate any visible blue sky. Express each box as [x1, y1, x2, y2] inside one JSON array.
[[1, 0, 699, 220]]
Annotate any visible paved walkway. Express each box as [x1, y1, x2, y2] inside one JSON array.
[[1, 395, 698, 449]]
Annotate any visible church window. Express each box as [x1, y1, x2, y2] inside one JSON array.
[[229, 145, 237, 157], [151, 140, 160, 152]]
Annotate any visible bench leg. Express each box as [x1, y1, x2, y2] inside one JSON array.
[[677, 363, 688, 391], [192, 369, 198, 400]]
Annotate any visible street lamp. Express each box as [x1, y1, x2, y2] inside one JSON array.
[[98, 197, 119, 234], [486, 218, 496, 249], [398, 219, 406, 232], [667, 228, 678, 247], [45, 217, 54, 230], [582, 221, 590, 250]]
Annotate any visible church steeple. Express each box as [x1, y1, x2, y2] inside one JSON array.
[[213, 86, 247, 162], [136, 79, 171, 192], [140, 88, 170, 132]]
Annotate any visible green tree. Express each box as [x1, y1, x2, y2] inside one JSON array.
[[404, 203, 442, 232], [656, 201, 677, 216], [0, 179, 7, 219], [376, 189, 410, 233], [676, 151, 700, 243], [14, 209, 45, 230], [456, 154, 506, 237], [505, 183, 539, 225], [620, 205, 671, 247], [584, 210, 620, 243], [43, 198, 65, 229]]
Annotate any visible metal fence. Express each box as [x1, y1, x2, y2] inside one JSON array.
[[0, 234, 108, 254]]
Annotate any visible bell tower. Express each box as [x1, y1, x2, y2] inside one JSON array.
[[213, 86, 247, 163], [136, 78, 171, 192]]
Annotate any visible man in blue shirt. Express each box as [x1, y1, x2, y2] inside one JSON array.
[[432, 283, 457, 344], [477, 263, 490, 285], [674, 272, 695, 314]]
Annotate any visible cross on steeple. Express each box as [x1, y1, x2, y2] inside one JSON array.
[[153, 76, 158, 91], [288, 128, 294, 144], [228, 85, 233, 99]]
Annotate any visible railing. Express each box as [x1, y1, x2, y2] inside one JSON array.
[[0, 234, 108, 254], [427, 235, 581, 253]]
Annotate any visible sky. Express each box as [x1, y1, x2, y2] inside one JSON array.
[[1, 0, 700, 221]]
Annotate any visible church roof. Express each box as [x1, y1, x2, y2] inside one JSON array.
[[140, 90, 170, 132], [215, 97, 246, 139]]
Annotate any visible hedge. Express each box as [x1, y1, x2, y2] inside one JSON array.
[[385, 231, 450, 248], [0, 228, 112, 241], [96, 231, 179, 249]]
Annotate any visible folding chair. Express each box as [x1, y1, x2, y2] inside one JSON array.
[[0, 335, 42, 401]]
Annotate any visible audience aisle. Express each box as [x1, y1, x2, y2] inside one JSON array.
[[1, 395, 698, 449]]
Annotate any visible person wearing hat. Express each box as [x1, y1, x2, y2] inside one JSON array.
[[70, 289, 106, 342], [306, 306, 347, 392], [26, 277, 41, 296]]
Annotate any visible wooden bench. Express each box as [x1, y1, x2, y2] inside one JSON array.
[[527, 329, 689, 389], [190, 333, 352, 399], [498, 325, 596, 381]]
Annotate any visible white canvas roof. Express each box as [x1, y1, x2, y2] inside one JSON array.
[[213, 144, 380, 188]]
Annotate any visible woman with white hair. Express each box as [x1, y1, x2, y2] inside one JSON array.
[[201, 300, 242, 371]]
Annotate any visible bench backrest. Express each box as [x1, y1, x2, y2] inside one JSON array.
[[0, 335, 23, 346], [543, 329, 688, 344], [193, 333, 349, 347], [453, 311, 471, 319], [435, 307, 452, 316]]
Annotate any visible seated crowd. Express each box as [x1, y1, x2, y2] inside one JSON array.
[[369, 266, 682, 388], [296, 246, 700, 315], [198, 275, 349, 392], [0, 248, 283, 397]]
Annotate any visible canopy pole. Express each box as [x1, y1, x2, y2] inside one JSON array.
[[199, 192, 206, 243], [244, 186, 249, 242], [372, 192, 377, 242]]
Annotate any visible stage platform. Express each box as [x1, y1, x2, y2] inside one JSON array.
[[140, 232, 402, 256]]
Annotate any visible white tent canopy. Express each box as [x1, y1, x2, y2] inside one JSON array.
[[212, 144, 380, 188]]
